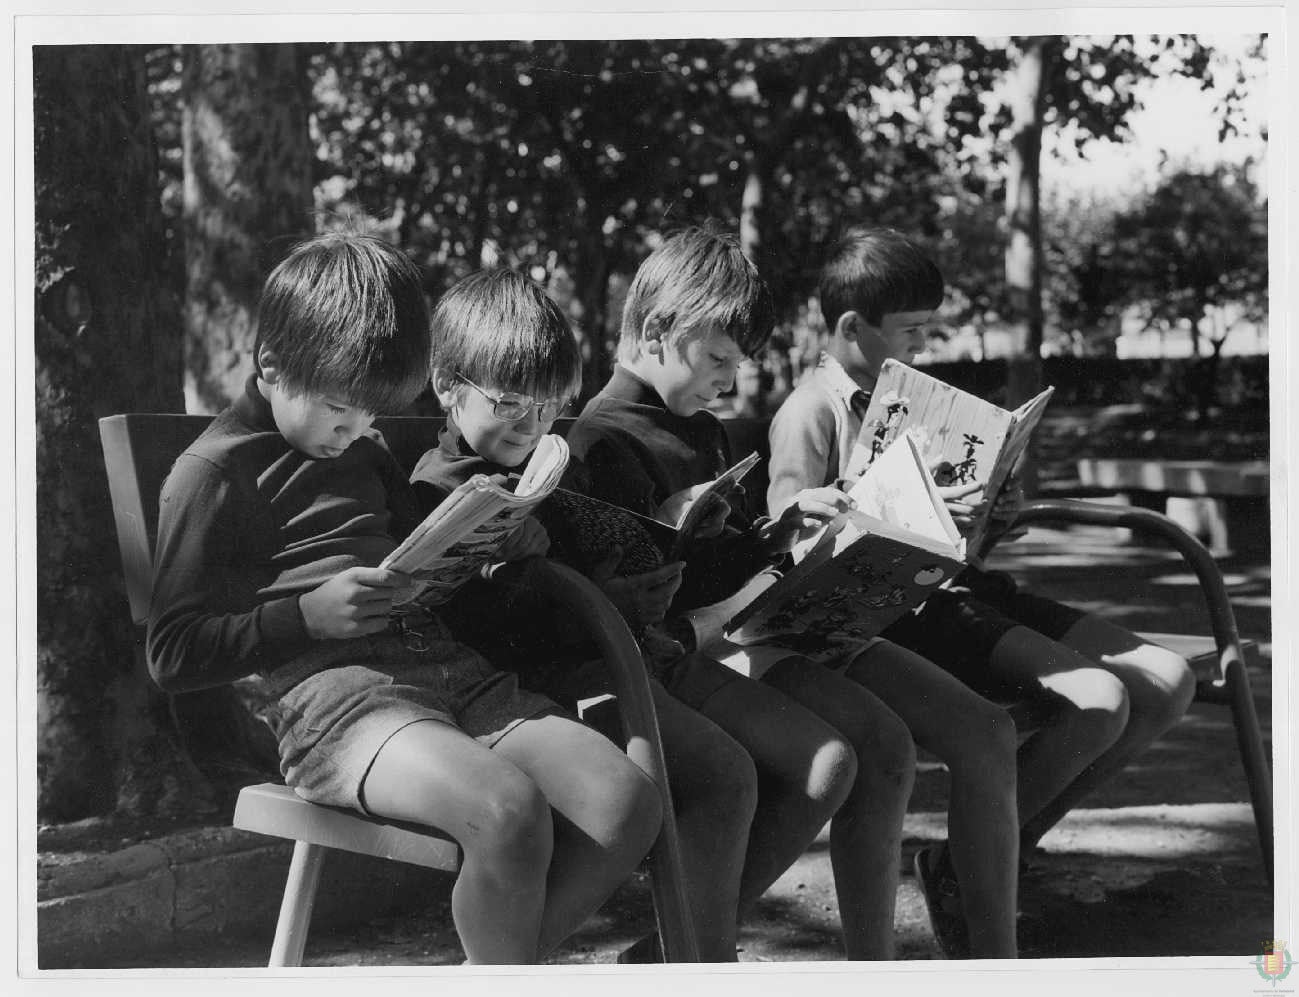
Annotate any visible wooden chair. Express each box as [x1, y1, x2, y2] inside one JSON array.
[[98, 413, 700, 965], [718, 417, 1274, 886]]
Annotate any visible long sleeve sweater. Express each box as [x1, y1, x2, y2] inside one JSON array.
[[564, 365, 779, 611], [146, 376, 421, 695]]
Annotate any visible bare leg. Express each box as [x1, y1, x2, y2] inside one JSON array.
[[587, 681, 762, 961], [1019, 616, 1194, 847], [687, 663, 857, 916], [986, 626, 1131, 829], [761, 658, 915, 960], [359, 718, 553, 964], [845, 641, 1019, 958], [491, 713, 662, 957]]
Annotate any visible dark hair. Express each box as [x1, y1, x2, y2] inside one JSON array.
[[253, 232, 431, 413], [818, 226, 945, 330], [430, 268, 582, 400], [620, 224, 774, 359]]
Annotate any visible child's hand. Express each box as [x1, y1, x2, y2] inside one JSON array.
[[589, 547, 685, 628], [985, 474, 1029, 545], [494, 516, 550, 563], [299, 567, 412, 640], [990, 474, 1025, 523], [762, 487, 855, 553], [687, 492, 731, 539], [656, 483, 732, 535], [937, 479, 986, 534]]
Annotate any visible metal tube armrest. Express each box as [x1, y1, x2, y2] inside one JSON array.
[[1003, 498, 1272, 883], [526, 559, 700, 962]]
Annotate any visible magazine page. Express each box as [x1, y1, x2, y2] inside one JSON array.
[[846, 434, 965, 551], [657, 450, 761, 533], [845, 359, 1013, 488], [384, 433, 569, 605], [545, 488, 677, 576], [721, 519, 963, 649]]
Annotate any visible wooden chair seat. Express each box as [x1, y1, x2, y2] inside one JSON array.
[[233, 782, 462, 871]]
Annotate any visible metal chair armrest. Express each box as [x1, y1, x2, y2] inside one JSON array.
[[527, 559, 700, 962]]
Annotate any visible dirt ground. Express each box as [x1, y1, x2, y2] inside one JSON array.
[[94, 520, 1276, 970]]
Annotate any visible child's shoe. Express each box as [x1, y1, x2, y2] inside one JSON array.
[[913, 846, 971, 959]]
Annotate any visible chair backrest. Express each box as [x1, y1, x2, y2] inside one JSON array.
[[98, 412, 774, 627]]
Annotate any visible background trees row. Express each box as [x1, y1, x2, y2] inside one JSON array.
[[35, 36, 1267, 822]]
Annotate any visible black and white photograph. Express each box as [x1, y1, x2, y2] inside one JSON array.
[[13, 2, 1292, 994]]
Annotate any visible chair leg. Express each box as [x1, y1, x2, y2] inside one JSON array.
[[268, 840, 327, 967], [1224, 659, 1274, 886]]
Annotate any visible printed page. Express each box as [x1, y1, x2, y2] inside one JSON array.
[[383, 433, 569, 605], [847, 359, 1014, 490], [847, 434, 964, 549]]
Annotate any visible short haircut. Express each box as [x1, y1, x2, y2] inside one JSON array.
[[818, 226, 945, 330], [430, 268, 582, 401], [253, 232, 431, 413], [619, 225, 774, 360]]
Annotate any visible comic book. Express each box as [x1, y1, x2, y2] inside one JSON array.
[[846, 359, 1054, 554], [686, 435, 966, 654], [544, 450, 762, 575], [382, 434, 569, 606]]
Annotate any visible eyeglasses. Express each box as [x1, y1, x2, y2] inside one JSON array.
[[457, 373, 568, 423]]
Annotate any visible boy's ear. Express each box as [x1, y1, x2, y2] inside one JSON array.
[[641, 313, 667, 358], [431, 367, 459, 408], [835, 311, 864, 342], [257, 346, 282, 383]]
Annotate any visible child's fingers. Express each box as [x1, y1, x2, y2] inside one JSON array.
[[349, 567, 410, 588], [937, 480, 984, 501]]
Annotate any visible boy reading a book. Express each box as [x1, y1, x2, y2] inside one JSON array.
[[147, 233, 662, 965], [409, 267, 857, 963], [768, 224, 1195, 951], [564, 225, 1018, 959]]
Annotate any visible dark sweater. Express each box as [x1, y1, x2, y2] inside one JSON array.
[[408, 422, 593, 677], [146, 376, 422, 694], [565, 365, 778, 610]]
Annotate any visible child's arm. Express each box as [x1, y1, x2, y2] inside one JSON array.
[[147, 458, 317, 692], [766, 387, 838, 518]]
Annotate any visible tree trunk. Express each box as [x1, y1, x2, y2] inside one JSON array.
[[1003, 37, 1054, 411], [34, 45, 202, 820], [575, 224, 613, 402], [182, 44, 313, 413], [739, 159, 766, 263]]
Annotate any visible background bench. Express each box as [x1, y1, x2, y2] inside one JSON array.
[[1076, 457, 1270, 556]]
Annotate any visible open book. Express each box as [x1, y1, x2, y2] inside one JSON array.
[[382, 434, 569, 606], [544, 450, 761, 575], [686, 435, 966, 655], [846, 359, 1054, 555]]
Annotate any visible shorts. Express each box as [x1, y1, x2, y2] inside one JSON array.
[[526, 645, 744, 715], [883, 568, 1086, 696], [707, 637, 884, 681], [954, 566, 1086, 641], [262, 617, 564, 814]]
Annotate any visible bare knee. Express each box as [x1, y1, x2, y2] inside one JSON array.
[[597, 766, 663, 858], [463, 771, 554, 871], [851, 711, 916, 800], [1052, 669, 1130, 747], [947, 701, 1018, 783], [1123, 649, 1196, 731], [686, 726, 759, 828], [805, 733, 858, 810]]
